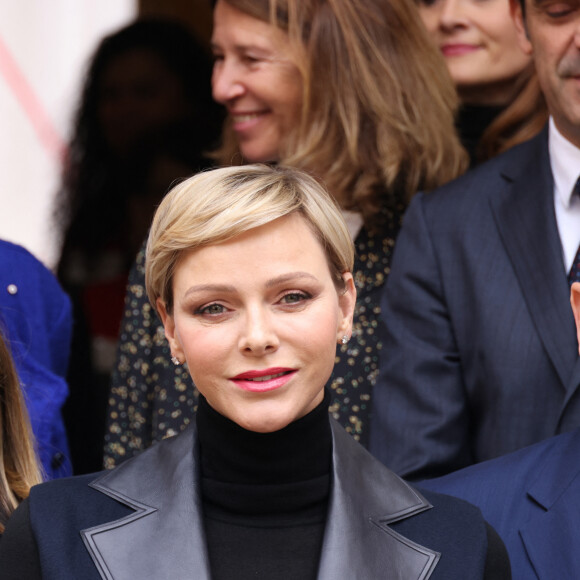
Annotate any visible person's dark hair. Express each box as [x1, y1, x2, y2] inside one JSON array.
[[55, 18, 223, 269]]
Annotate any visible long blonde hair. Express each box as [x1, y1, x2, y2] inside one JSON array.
[[0, 327, 42, 533], [215, 0, 468, 230]]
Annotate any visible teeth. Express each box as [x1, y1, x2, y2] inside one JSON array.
[[247, 372, 287, 382], [232, 113, 261, 122]]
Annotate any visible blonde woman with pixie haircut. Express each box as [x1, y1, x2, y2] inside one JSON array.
[[0, 327, 42, 536], [2, 165, 509, 579], [105, 0, 468, 467]]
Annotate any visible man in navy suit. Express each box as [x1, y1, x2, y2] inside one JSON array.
[[421, 283, 580, 579], [370, 0, 580, 480]]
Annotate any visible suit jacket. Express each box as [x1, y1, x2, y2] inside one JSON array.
[[0, 239, 72, 479], [370, 127, 580, 480], [9, 420, 497, 579], [421, 428, 580, 579]]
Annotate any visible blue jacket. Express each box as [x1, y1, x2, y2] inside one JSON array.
[[0, 239, 72, 478], [422, 429, 580, 579]]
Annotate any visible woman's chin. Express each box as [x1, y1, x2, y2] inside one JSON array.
[[239, 143, 280, 165], [236, 417, 292, 434], [231, 408, 297, 434]]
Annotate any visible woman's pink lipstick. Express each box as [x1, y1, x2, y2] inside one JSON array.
[[441, 43, 479, 57], [231, 367, 296, 393]]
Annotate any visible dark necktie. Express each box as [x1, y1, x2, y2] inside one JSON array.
[[568, 177, 580, 286]]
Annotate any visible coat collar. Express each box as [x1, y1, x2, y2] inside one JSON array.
[[489, 127, 578, 392], [82, 420, 439, 580], [82, 427, 210, 580]]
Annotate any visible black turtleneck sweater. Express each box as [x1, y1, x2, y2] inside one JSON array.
[[198, 392, 332, 580], [457, 104, 504, 167]]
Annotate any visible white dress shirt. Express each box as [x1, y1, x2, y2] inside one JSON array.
[[549, 117, 580, 273]]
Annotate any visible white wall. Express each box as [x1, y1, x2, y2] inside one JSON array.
[[0, 1, 136, 269]]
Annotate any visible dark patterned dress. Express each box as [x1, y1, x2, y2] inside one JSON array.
[[104, 205, 403, 468]]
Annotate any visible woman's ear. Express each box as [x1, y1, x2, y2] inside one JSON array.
[[156, 298, 185, 361], [337, 272, 356, 342]]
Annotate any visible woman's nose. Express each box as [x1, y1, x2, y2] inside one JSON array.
[[238, 308, 279, 356], [212, 59, 245, 104], [438, 0, 469, 30]]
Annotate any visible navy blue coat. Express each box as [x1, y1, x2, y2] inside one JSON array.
[[421, 428, 580, 579], [0, 240, 72, 478], [370, 128, 580, 479], [1, 420, 503, 579]]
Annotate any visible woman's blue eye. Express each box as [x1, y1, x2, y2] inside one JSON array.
[[281, 292, 308, 304], [198, 303, 225, 315]]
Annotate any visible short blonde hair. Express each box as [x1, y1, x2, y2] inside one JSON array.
[[146, 165, 354, 312]]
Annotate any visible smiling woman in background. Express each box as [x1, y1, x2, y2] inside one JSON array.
[[0, 166, 509, 579], [417, 0, 547, 163], [105, 0, 468, 468]]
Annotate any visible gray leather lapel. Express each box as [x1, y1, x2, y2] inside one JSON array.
[[317, 422, 439, 580], [81, 427, 211, 580], [490, 129, 577, 391], [81, 421, 438, 580]]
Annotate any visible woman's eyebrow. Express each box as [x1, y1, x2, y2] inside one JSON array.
[[184, 283, 236, 298], [265, 272, 318, 288], [182, 273, 318, 298]]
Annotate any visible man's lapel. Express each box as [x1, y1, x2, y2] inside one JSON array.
[[317, 422, 439, 580], [81, 427, 211, 580], [518, 430, 580, 578], [490, 129, 577, 392]]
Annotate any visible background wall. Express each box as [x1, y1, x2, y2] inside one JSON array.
[[0, 0, 213, 269], [0, 1, 136, 268]]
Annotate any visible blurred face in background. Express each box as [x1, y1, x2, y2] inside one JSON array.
[[211, 0, 303, 162], [418, 0, 531, 105], [98, 48, 190, 156]]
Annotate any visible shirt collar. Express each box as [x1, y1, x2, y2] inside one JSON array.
[[549, 117, 580, 208]]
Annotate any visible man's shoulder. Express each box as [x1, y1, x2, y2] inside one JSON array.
[[415, 128, 549, 213], [420, 428, 580, 504]]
